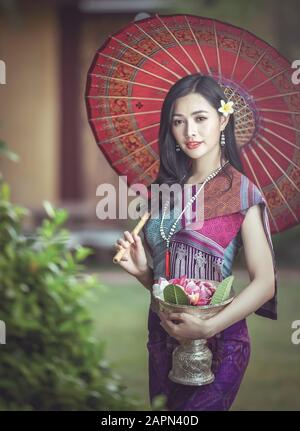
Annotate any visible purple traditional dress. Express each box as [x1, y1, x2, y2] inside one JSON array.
[[142, 163, 278, 411]]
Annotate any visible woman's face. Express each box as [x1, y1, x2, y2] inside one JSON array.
[[170, 92, 228, 160]]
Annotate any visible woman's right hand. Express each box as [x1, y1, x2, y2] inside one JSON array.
[[114, 231, 149, 278]]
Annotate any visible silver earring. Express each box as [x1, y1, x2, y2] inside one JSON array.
[[220, 131, 226, 147], [175, 143, 181, 152]]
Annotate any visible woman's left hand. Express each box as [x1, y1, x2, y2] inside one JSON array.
[[158, 311, 213, 340]]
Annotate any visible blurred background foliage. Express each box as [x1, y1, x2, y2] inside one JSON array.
[[0, 144, 157, 411]]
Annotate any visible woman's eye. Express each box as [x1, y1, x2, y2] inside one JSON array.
[[173, 120, 183, 126], [196, 116, 206, 122]]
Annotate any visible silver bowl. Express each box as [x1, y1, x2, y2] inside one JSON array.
[[151, 279, 234, 386]]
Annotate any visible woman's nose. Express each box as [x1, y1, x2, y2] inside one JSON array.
[[186, 121, 197, 138]]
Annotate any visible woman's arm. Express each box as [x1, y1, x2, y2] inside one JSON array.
[[206, 203, 275, 337], [136, 265, 154, 291], [115, 231, 153, 291], [159, 204, 276, 340]]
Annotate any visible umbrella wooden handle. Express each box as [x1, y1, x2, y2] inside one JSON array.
[[113, 212, 151, 264]]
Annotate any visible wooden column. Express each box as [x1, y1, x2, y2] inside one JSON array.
[[59, 3, 83, 200]]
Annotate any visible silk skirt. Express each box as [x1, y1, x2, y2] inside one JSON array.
[[147, 306, 251, 411]]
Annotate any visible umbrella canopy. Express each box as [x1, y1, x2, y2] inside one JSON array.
[[86, 13, 300, 234]]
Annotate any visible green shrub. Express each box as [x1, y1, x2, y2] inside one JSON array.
[[0, 180, 141, 410]]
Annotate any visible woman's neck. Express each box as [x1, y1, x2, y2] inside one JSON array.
[[186, 155, 228, 185]]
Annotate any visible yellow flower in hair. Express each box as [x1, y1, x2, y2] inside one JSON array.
[[218, 99, 234, 117]]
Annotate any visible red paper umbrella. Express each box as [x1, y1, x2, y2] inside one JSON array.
[[85, 13, 300, 234]]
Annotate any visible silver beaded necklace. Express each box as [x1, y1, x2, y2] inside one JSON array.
[[159, 160, 229, 277]]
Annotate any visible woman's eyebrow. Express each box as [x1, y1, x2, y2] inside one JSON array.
[[172, 110, 208, 117]]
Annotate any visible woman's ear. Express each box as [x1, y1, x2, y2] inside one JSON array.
[[220, 114, 230, 132]]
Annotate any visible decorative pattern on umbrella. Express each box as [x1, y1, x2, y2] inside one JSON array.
[[86, 13, 300, 234]]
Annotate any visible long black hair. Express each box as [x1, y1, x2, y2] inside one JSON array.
[[147, 73, 244, 211]]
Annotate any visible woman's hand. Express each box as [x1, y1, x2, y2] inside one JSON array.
[[158, 311, 213, 340], [114, 231, 148, 277]]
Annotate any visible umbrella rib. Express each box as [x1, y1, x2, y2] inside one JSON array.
[[234, 124, 255, 132], [134, 20, 193, 75], [235, 129, 253, 137], [97, 52, 175, 85], [90, 74, 168, 93], [86, 95, 164, 101], [242, 151, 279, 231], [227, 30, 247, 103], [235, 110, 255, 121], [259, 108, 300, 115], [235, 130, 253, 136], [111, 35, 182, 80], [154, 14, 193, 75], [183, 16, 201, 73], [249, 66, 291, 92], [184, 15, 211, 75], [262, 126, 300, 150], [230, 29, 245, 81], [213, 20, 221, 79], [138, 160, 160, 181], [97, 122, 159, 145], [112, 138, 158, 166], [262, 117, 300, 133], [235, 133, 249, 139], [251, 145, 299, 224], [234, 125, 249, 131], [255, 134, 300, 170], [240, 47, 270, 84], [91, 109, 160, 121], [235, 131, 251, 137], [236, 104, 252, 116], [256, 91, 300, 102], [255, 139, 300, 192]]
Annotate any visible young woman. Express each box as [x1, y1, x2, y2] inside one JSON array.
[[114, 74, 277, 411]]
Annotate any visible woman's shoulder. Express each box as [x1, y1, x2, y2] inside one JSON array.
[[203, 162, 266, 218], [227, 163, 266, 210]]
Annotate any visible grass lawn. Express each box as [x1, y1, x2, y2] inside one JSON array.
[[86, 268, 300, 411]]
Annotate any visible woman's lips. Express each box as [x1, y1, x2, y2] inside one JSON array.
[[186, 141, 203, 149]]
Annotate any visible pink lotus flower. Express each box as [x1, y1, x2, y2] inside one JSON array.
[[167, 276, 216, 306]]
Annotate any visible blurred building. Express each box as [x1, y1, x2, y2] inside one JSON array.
[[0, 1, 169, 263], [0, 0, 174, 219], [0, 0, 175, 258]]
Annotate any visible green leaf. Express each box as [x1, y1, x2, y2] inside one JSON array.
[[1, 183, 10, 201], [151, 394, 168, 411], [0, 141, 19, 162], [54, 209, 68, 226], [163, 284, 190, 305], [75, 247, 93, 262], [210, 275, 234, 305]]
